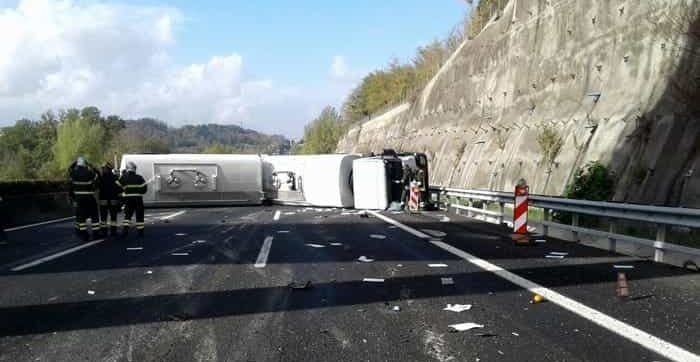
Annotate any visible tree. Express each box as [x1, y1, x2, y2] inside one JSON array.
[[53, 108, 108, 171], [299, 106, 346, 154], [203, 143, 235, 154]]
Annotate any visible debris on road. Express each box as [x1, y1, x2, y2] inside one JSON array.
[[428, 263, 448, 268], [358, 211, 369, 218], [614, 265, 635, 269], [440, 216, 450, 222], [512, 332, 520, 337], [531, 294, 546, 304], [305, 243, 326, 248], [172, 252, 189, 256], [288, 281, 313, 289], [441, 277, 455, 285], [422, 229, 447, 238], [193, 240, 207, 244], [175, 233, 188, 236], [284, 212, 296, 215], [388, 225, 398, 229], [392, 306, 401, 312], [145, 270, 153, 275], [444, 304, 472, 312], [535, 239, 547, 243], [549, 252, 568, 256], [126, 247, 143, 251], [545, 254, 565, 259], [363, 278, 385, 283], [87, 290, 95, 295], [330, 242, 343, 246], [277, 230, 290, 234], [448, 323, 484, 332], [397, 263, 403, 267], [357, 256, 375, 263], [370, 234, 386, 240], [616, 272, 630, 298]]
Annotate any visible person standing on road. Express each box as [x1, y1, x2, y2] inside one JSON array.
[[69, 156, 101, 241], [98, 162, 121, 237], [400, 165, 414, 209], [117, 161, 147, 238]]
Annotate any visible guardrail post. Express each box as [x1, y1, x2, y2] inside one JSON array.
[[572, 214, 580, 242], [654, 224, 668, 263], [482, 202, 489, 221], [454, 196, 461, 216], [498, 202, 505, 225], [543, 208, 550, 236], [467, 199, 473, 218], [608, 220, 617, 252]]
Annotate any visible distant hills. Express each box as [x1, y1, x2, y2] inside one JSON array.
[[125, 118, 291, 154]]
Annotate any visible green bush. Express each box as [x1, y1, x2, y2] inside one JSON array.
[[554, 161, 614, 225]]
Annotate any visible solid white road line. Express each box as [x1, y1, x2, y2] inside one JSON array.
[[160, 210, 186, 220], [11, 239, 106, 271], [254, 236, 273, 268], [4, 216, 75, 232], [368, 211, 700, 362], [273, 210, 281, 221]]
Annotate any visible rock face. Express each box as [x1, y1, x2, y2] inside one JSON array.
[[337, 0, 700, 206]]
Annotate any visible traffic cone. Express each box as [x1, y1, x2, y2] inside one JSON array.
[[530, 294, 546, 304], [616, 272, 629, 298]]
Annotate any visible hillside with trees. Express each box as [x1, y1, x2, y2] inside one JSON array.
[[0, 106, 290, 181]]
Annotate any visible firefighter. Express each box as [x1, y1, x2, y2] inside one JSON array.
[[117, 161, 147, 238], [69, 156, 100, 241], [399, 165, 414, 209], [98, 162, 121, 237]]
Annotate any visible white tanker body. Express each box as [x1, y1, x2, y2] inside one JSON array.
[[119, 154, 264, 207], [263, 154, 359, 208]]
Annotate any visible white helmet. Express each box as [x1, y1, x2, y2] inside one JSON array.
[[126, 161, 137, 172], [76, 156, 87, 167]]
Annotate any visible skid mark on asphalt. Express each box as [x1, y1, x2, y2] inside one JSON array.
[[369, 211, 700, 362]]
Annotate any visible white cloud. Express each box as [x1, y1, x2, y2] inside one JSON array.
[[330, 55, 349, 80], [0, 0, 341, 138]]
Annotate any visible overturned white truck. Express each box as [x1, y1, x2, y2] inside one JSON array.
[[119, 151, 428, 209]]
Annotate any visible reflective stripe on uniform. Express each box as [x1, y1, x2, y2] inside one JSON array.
[[123, 194, 144, 197], [123, 184, 148, 189], [72, 181, 94, 185], [135, 222, 145, 230], [74, 191, 95, 195]]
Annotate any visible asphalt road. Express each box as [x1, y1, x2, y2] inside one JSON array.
[[0, 206, 698, 362]]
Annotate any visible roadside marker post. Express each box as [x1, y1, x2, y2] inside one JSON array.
[[513, 178, 531, 245]]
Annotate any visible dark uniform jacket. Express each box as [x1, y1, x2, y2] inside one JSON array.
[[99, 171, 121, 200], [70, 167, 98, 197], [117, 172, 148, 198]]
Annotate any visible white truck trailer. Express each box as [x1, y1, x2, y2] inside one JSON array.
[[119, 154, 265, 206]]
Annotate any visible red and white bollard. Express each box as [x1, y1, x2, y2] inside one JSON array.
[[408, 181, 421, 213], [513, 179, 529, 234]]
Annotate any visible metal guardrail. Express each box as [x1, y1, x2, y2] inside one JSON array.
[[429, 186, 700, 265]]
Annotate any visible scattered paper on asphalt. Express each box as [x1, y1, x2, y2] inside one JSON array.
[[545, 255, 565, 259], [277, 230, 290, 234], [512, 332, 520, 337], [193, 240, 207, 244], [441, 277, 455, 285], [87, 290, 95, 295], [172, 252, 189, 256], [370, 234, 386, 240], [329, 242, 343, 246], [284, 212, 296, 215], [428, 263, 449, 268], [145, 270, 153, 274], [126, 247, 143, 251], [363, 278, 385, 283], [388, 225, 398, 229], [549, 252, 568, 256], [175, 233, 187, 236], [444, 304, 472, 312], [440, 216, 451, 222], [357, 256, 375, 263], [392, 306, 401, 312], [614, 265, 635, 269], [306, 243, 326, 248], [535, 239, 547, 243], [449, 323, 484, 332]]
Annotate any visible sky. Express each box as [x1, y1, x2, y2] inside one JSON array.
[[0, 0, 467, 138]]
